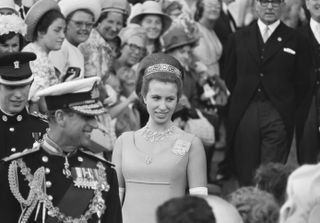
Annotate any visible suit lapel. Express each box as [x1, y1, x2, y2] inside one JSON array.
[[245, 23, 260, 65], [227, 10, 237, 32], [263, 22, 290, 64]]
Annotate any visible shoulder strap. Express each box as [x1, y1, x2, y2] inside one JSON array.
[[78, 149, 115, 167], [2, 142, 40, 162]]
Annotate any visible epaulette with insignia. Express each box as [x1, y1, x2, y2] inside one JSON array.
[[2, 142, 40, 162], [30, 111, 48, 122], [79, 149, 115, 167]]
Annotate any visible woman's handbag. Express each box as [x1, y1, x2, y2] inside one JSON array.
[[184, 109, 215, 146]]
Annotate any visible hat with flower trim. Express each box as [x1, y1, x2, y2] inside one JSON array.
[[162, 17, 200, 52], [36, 77, 107, 116], [0, 14, 27, 36]]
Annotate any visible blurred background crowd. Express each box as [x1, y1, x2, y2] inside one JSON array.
[[1, 0, 320, 222]]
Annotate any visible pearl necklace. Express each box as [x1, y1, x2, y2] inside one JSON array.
[[141, 125, 176, 142]]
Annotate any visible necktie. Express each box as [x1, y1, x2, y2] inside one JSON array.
[[262, 26, 270, 43]]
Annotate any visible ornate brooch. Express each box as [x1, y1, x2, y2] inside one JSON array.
[[172, 139, 191, 156]]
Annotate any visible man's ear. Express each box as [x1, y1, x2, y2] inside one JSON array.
[[54, 109, 66, 126]]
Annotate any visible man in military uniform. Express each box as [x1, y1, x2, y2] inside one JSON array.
[[0, 52, 48, 159], [0, 77, 122, 222]]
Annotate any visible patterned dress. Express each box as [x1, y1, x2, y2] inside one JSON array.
[[78, 28, 113, 84], [22, 43, 59, 102]]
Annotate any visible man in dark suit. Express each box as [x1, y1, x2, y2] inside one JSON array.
[[0, 52, 48, 159], [214, 0, 237, 49], [296, 0, 320, 164], [224, 0, 311, 185], [0, 77, 122, 223]]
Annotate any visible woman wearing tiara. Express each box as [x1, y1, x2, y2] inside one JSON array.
[[112, 53, 207, 223]]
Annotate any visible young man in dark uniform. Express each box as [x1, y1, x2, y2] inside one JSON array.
[[0, 52, 48, 159], [0, 77, 122, 223]]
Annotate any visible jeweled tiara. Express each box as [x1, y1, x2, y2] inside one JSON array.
[[144, 63, 182, 79]]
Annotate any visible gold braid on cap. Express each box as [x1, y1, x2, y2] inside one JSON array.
[[144, 63, 182, 79]]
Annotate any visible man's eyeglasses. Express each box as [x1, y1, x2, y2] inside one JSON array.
[[70, 20, 94, 29], [125, 43, 146, 55], [258, 0, 283, 7]]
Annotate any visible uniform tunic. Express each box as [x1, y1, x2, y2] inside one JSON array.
[[0, 108, 47, 159], [0, 141, 122, 223]]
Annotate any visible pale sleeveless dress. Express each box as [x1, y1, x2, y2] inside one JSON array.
[[118, 131, 195, 223]]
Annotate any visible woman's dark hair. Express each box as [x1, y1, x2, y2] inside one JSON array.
[[95, 11, 128, 28], [194, 0, 221, 21], [194, 0, 204, 21], [135, 53, 184, 100], [33, 9, 65, 41], [140, 71, 183, 99], [0, 32, 25, 51], [157, 196, 216, 223], [65, 8, 94, 24]]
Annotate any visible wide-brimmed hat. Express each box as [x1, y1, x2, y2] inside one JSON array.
[[24, 0, 60, 42], [36, 77, 107, 116], [58, 0, 101, 22], [100, 0, 131, 17], [130, 1, 172, 35], [162, 17, 199, 52]]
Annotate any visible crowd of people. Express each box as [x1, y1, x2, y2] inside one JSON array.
[[0, 0, 320, 222]]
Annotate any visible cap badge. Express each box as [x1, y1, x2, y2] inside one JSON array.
[[13, 61, 20, 69]]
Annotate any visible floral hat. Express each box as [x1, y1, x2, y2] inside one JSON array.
[[162, 16, 200, 52], [0, 14, 27, 36]]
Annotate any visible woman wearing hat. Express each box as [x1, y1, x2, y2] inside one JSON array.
[[114, 24, 147, 71], [130, 0, 172, 55], [79, 0, 130, 83], [107, 24, 147, 136], [49, 0, 101, 82], [0, 14, 26, 53], [112, 53, 207, 223], [0, 0, 18, 15], [193, 0, 223, 77], [22, 0, 65, 114]]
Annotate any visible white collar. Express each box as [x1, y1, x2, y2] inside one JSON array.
[[257, 19, 280, 37], [310, 18, 320, 44], [222, 2, 228, 14]]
